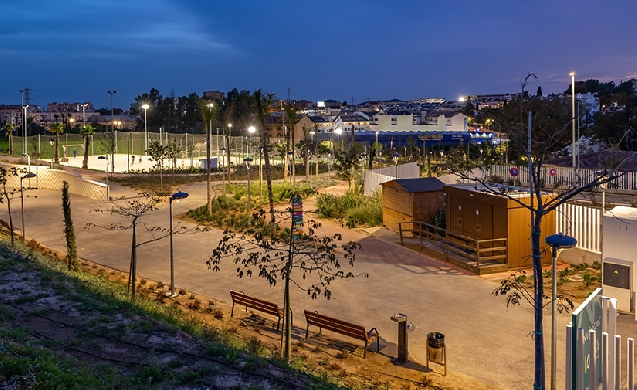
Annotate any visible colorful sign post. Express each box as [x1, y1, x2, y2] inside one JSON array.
[[291, 196, 304, 241]]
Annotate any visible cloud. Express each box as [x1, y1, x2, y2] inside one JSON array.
[[0, 0, 239, 59]]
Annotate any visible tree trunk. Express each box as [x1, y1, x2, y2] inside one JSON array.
[[55, 133, 60, 162], [8, 133, 13, 155], [130, 222, 137, 301], [284, 252, 292, 361], [532, 216, 545, 390], [82, 136, 90, 169]]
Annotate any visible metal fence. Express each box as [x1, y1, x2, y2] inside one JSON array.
[[488, 164, 637, 190], [363, 162, 420, 195]]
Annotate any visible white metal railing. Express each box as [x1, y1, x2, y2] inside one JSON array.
[[556, 203, 602, 254]]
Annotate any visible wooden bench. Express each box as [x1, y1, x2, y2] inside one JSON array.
[[229, 290, 288, 331], [304, 310, 380, 358]]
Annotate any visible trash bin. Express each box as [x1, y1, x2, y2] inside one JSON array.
[[427, 332, 445, 363]]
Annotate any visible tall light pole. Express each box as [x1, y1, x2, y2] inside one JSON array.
[[545, 233, 577, 390], [20, 172, 37, 244], [220, 147, 227, 195], [98, 155, 109, 200], [248, 126, 256, 156], [81, 103, 88, 129], [393, 152, 400, 179], [570, 72, 576, 169], [168, 191, 189, 298], [22, 105, 29, 155], [142, 103, 149, 154], [107, 90, 117, 173], [227, 123, 232, 183], [244, 158, 253, 218], [206, 103, 213, 212]]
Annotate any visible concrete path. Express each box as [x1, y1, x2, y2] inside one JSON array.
[[3, 161, 634, 389]]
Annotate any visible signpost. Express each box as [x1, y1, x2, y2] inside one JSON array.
[[509, 167, 519, 177], [291, 196, 303, 241]]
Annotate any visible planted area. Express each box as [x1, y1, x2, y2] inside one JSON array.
[[316, 191, 383, 228]]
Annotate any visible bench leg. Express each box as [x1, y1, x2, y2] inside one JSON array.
[[305, 325, 309, 339], [377, 336, 380, 352], [277, 317, 281, 331], [364, 341, 368, 359], [231, 302, 235, 318]]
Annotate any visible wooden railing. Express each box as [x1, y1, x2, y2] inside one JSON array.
[[399, 221, 508, 269]]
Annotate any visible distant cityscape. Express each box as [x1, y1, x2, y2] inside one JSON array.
[[1, 77, 636, 151]]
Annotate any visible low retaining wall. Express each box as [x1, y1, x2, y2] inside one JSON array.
[[2, 165, 107, 201]]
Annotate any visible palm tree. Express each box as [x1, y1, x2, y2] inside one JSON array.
[[80, 124, 95, 169], [48, 122, 64, 163], [3, 122, 16, 154]]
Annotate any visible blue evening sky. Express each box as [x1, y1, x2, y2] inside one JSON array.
[[1, 0, 635, 109]]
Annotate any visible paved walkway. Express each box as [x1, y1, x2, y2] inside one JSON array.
[[3, 157, 634, 389]]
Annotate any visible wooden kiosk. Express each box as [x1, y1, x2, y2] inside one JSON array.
[[444, 184, 556, 269], [382, 178, 445, 232]]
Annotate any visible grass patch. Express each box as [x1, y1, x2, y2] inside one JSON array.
[[0, 237, 350, 389]]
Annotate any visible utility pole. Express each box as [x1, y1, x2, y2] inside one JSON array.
[[107, 91, 117, 173]]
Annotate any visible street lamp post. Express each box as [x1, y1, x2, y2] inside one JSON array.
[[227, 123, 232, 183], [98, 155, 109, 200], [49, 139, 54, 168], [142, 104, 149, 155], [23, 105, 29, 155], [20, 172, 37, 243], [248, 126, 256, 157], [258, 146, 263, 200], [81, 103, 88, 129], [570, 72, 576, 169], [393, 152, 400, 179], [545, 233, 577, 390], [220, 147, 227, 195], [168, 191, 189, 298], [244, 158, 253, 218], [107, 90, 117, 173]]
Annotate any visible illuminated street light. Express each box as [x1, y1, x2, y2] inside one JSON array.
[[393, 152, 400, 179], [20, 172, 37, 244], [248, 126, 256, 156], [142, 103, 149, 154], [545, 233, 577, 390], [168, 191, 189, 298]]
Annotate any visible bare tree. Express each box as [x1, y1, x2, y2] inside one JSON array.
[[87, 194, 206, 301], [447, 75, 621, 389], [207, 208, 365, 361]]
